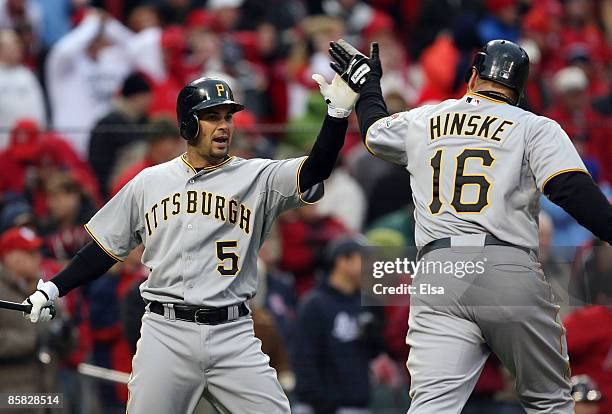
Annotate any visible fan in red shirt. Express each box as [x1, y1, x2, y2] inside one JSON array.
[[545, 66, 611, 184], [0, 119, 101, 215], [110, 117, 183, 196], [564, 241, 612, 414]]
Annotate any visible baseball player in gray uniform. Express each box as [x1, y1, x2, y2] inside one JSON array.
[[22, 74, 359, 413], [328, 39, 612, 413]]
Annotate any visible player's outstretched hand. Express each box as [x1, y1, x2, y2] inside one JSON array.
[[312, 73, 358, 118], [329, 39, 381, 92], [23, 279, 59, 323]]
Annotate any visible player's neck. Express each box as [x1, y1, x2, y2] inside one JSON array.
[[185, 148, 228, 169]]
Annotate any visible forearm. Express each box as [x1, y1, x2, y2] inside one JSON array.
[[51, 241, 118, 297], [298, 115, 348, 192], [544, 172, 612, 244], [355, 76, 389, 142]]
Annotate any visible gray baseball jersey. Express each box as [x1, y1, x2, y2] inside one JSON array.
[[365, 92, 587, 247], [85, 153, 322, 307], [365, 91, 583, 414]]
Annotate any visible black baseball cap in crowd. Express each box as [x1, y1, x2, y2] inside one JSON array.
[[121, 72, 151, 97], [326, 234, 368, 266]]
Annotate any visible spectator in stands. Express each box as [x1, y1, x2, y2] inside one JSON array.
[[278, 204, 346, 297], [110, 116, 182, 196], [258, 234, 299, 349], [570, 233, 612, 302], [157, 0, 194, 26], [46, 9, 134, 156], [0, 195, 34, 232], [592, 88, 611, 117], [88, 244, 146, 412], [416, 33, 460, 105], [320, 0, 375, 44], [519, 39, 551, 114], [143, 26, 190, 117], [251, 260, 295, 393], [477, 0, 520, 44], [0, 0, 41, 29], [559, 0, 608, 71], [293, 235, 384, 414], [119, 244, 147, 355], [88, 72, 152, 198], [287, 16, 344, 119], [0, 29, 45, 149], [0, 119, 101, 220], [545, 66, 610, 183], [125, 5, 160, 33], [40, 172, 96, 262], [207, 0, 243, 33], [564, 45, 609, 98], [315, 158, 367, 232], [0, 227, 71, 412], [564, 241, 612, 414]]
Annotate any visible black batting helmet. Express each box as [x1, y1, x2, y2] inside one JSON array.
[[465, 39, 530, 105], [571, 375, 602, 403], [176, 77, 244, 140]]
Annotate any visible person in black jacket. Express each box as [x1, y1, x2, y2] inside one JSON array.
[[293, 235, 384, 414], [88, 72, 152, 198]]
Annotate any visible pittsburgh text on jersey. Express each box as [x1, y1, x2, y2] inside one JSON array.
[[144, 190, 253, 236], [429, 112, 514, 142]]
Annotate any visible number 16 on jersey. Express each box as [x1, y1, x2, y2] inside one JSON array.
[[429, 148, 495, 214]]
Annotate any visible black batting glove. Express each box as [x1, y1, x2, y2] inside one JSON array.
[[329, 39, 381, 92]]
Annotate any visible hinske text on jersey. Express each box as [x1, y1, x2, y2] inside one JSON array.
[[429, 112, 514, 142], [144, 191, 252, 236]]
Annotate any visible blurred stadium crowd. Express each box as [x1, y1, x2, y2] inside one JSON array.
[[0, 0, 610, 413]]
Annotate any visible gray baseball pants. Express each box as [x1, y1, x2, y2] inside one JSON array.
[[126, 308, 290, 414], [406, 243, 573, 414]]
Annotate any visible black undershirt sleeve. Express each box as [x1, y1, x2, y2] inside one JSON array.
[[544, 171, 612, 244], [298, 114, 348, 193], [51, 241, 118, 297], [355, 76, 389, 142]]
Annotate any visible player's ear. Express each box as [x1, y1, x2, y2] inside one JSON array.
[[467, 69, 478, 91]]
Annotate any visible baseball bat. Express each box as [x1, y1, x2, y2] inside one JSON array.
[[0, 299, 56, 319]]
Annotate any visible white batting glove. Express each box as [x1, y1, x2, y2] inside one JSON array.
[[23, 279, 59, 323], [312, 73, 358, 118]]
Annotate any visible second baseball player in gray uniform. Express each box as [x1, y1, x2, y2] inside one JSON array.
[[23, 74, 359, 413], [329, 39, 612, 413]]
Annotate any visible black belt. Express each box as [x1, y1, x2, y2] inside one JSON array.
[[417, 235, 536, 261], [149, 301, 249, 325]]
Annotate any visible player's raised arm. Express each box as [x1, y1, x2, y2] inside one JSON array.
[[328, 39, 389, 143], [297, 74, 358, 193]]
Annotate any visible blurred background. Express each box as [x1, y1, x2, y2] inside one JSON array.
[[0, 0, 610, 413]]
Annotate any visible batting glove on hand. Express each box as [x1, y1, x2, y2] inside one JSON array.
[[23, 279, 58, 323], [329, 39, 381, 92], [312, 73, 358, 118]]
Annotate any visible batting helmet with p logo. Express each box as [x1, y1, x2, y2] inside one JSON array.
[[176, 77, 244, 140]]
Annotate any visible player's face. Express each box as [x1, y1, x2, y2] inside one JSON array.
[[195, 105, 235, 161]]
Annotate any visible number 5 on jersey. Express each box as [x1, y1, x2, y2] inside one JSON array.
[[429, 148, 495, 214], [216, 240, 240, 276]]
